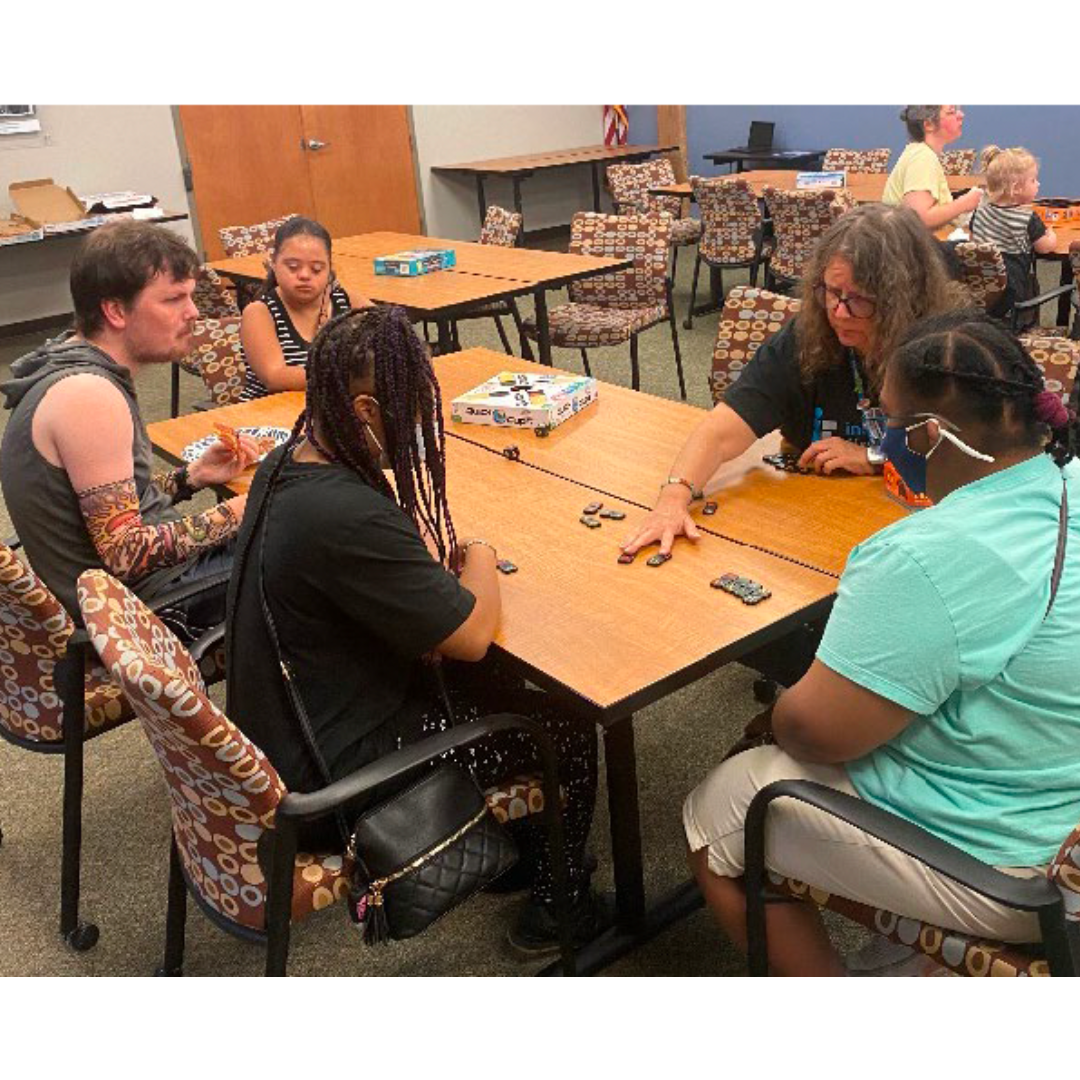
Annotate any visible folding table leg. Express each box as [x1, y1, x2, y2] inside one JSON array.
[[603, 716, 646, 930], [533, 288, 552, 366]]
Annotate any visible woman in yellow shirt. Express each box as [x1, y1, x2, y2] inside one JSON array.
[[883, 106, 983, 230]]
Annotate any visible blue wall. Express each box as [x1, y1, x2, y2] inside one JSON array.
[[628, 106, 1080, 198]]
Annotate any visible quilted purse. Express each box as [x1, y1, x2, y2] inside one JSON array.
[[346, 761, 518, 944]]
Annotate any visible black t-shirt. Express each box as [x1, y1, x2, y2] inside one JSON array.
[[225, 448, 475, 825], [722, 319, 872, 451]]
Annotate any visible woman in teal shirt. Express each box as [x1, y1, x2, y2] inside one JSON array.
[[684, 311, 1079, 976]]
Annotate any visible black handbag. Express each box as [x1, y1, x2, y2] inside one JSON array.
[[251, 448, 519, 945], [345, 761, 518, 943]]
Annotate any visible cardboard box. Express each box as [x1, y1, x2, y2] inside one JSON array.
[[374, 248, 457, 276], [1032, 199, 1080, 226], [0, 218, 44, 246], [8, 178, 106, 236], [451, 371, 598, 433], [795, 171, 846, 189]]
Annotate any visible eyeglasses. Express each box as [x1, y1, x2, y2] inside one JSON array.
[[861, 409, 994, 462], [813, 283, 877, 320]]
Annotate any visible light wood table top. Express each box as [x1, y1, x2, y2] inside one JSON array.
[[653, 171, 982, 203], [431, 143, 681, 177], [148, 396, 835, 721], [435, 349, 908, 577]]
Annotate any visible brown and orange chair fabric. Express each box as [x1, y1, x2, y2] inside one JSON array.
[[0, 539, 224, 951], [76, 569, 572, 975], [523, 211, 685, 398], [708, 286, 802, 406], [172, 267, 246, 417], [449, 206, 530, 357], [941, 149, 978, 176], [217, 214, 298, 309], [761, 187, 857, 290], [821, 148, 891, 174], [685, 176, 773, 330], [744, 780, 1080, 977], [1019, 336, 1080, 407], [953, 240, 1009, 314], [606, 159, 702, 280]]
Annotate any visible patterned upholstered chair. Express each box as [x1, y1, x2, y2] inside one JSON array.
[[821, 148, 891, 174], [708, 286, 802, 406], [606, 159, 702, 281], [522, 211, 685, 398], [76, 569, 572, 975], [218, 214, 298, 309], [0, 540, 225, 951], [744, 780, 1080, 977], [172, 267, 245, 417], [449, 206, 529, 357], [941, 149, 978, 176], [685, 177, 773, 330], [1018, 336, 1080, 407], [953, 240, 1008, 313], [1017, 241, 1080, 340], [761, 188, 857, 290]]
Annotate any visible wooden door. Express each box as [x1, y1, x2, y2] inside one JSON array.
[[178, 106, 316, 260], [299, 106, 422, 237]]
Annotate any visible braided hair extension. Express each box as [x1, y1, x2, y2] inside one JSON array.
[[301, 305, 457, 565], [891, 310, 1078, 467]]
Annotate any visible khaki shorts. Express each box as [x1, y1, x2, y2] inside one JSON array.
[[683, 745, 1042, 943]]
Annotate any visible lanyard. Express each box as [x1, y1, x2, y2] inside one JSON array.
[[847, 350, 870, 412]]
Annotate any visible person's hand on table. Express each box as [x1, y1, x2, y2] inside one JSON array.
[[189, 433, 261, 487], [620, 490, 702, 558], [798, 437, 878, 476]]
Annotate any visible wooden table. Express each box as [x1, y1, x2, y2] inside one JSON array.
[[653, 171, 981, 203], [148, 388, 841, 974], [436, 350, 907, 576], [210, 231, 630, 366], [431, 143, 681, 233]]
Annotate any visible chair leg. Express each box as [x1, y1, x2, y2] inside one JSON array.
[[155, 834, 187, 975], [667, 281, 687, 401], [423, 321, 432, 344], [57, 641, 98, 952], [170, 364, 181, 419], [629, 335, 640, 392], [264, 819, 298, 976], [580, 349, 592, 377], [492, 314, 513, 355], [685, 253, 702, 330], [672, 245, 680, 285], [507, 299, 533, 360]]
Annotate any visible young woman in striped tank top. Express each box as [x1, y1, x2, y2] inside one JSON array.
[[238, 216, 365, 401]]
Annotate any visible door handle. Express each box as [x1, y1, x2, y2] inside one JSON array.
[[301, 138, 330, 151]]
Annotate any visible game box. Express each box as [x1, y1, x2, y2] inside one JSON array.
[[450, 371, 597, 432]]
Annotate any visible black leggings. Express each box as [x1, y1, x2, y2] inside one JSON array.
[[415, 654, 598, 906]]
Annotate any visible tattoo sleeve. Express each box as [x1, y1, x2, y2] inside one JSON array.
[[78, 477, 237, 583], [153, 466, 191, 505]]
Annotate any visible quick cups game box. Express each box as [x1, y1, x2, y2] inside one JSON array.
[[451, 371, 598, 432], [795, 171, 846, 189], [373, 248, 457, 276]]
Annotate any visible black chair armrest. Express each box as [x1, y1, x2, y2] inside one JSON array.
[[144, 569, 232, 614], [743, 778, 1073, 975], [1014, 282, 1076, 312]]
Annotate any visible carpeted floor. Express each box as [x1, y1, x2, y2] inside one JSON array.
[[2, 249, 1063, 977]]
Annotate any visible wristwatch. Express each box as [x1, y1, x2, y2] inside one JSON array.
[[662, 475, 703, 501], [866, 445, 886, 466]]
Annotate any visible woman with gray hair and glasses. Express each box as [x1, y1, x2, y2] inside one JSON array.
[[882, 106, 983, 230]]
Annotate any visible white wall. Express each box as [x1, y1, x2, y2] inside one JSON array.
[[412, 105, 612, 240], [0, 106, 193, 328]]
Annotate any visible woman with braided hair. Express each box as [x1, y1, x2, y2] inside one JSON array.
[[225, 305, 606, 955], [684, 310, 1080, 975]]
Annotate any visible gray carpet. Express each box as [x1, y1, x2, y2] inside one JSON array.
[[3, 252, 1062, 977]]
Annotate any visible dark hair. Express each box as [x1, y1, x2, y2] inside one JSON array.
[[70, 220, 199, 336], [900, 106, 942, 142], [890, 310, 1078, 466], [262, 216, 333, 297], [293, 305, 458, 564]]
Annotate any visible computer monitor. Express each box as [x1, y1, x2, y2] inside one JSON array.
[[747, 121, 775, 150]]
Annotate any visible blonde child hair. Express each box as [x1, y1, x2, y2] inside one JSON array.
[[980, 145, 1039, 202]]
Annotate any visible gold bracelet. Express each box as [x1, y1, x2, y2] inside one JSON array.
[[661, 475, 703, 501], [460, 538, 497, 558]]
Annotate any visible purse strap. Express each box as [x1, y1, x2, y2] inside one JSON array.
[[1047, 474, 1069, 619]]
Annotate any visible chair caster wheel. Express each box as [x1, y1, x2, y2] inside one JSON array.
[[65, 922, 100, 952], [752, 678, 779, 705], [154, 965, 183, 976]]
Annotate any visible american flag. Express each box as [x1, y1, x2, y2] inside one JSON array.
[[603, 106, 628, 147]]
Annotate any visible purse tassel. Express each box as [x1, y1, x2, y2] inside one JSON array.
[[361, 886, 391, 945]]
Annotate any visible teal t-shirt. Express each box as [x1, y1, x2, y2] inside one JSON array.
[[818, 452, 1080, 866]]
